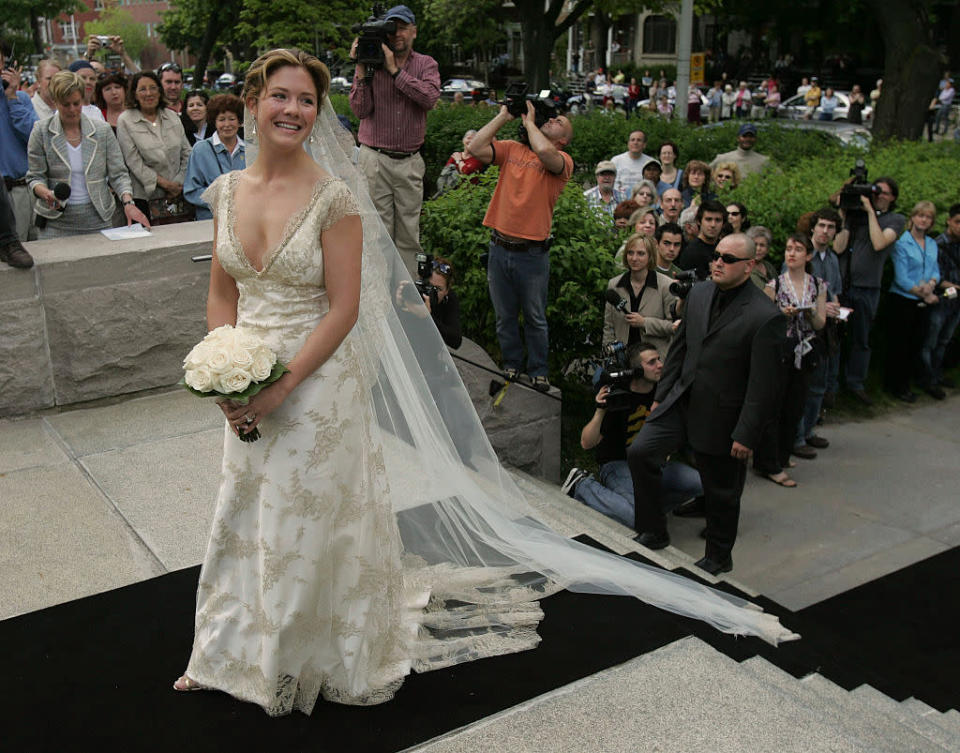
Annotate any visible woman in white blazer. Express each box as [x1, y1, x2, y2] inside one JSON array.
[[26, 71, 149, 239], [116, 70, 192, 221]]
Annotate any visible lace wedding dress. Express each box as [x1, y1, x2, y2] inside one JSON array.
[[181, 99, 797, 718]]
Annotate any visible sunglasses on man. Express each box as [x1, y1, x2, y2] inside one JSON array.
[[157, 62, 182, 75], [712, 251, 751, 265]]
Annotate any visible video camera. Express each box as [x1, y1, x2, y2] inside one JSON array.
[[351, 3, 396, 73], [838, 159, 879, 213], [594, 341, 641, 412], [668, 268, 705, 299], [400, 252, 440, 309], [503, 82, 558, 145]]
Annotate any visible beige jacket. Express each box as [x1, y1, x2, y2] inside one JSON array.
[[602, 270, 679, 360], [116, 107, 192, 200], [27, 113, 133, 222]]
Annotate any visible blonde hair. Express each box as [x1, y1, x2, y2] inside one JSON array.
[[628, 207, 657, 228], [713, 161, 742, 188], [242, 48, 330, 104], [37, 58, 63, 77], [908, 200, 936, 230], [622, 233, 657, 270], [48, 71, 85, 105]]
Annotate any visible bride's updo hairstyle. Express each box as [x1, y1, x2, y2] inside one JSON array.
[[242, 48, 331, 104]]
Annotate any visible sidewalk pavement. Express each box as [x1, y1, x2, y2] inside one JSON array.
[[2, 388, 958, 620]]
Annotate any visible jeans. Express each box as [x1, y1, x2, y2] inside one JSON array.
[[797, 347, 839, 443], [843, 286, 881, 391], [574, 459, 703, 529], [0, 180, 17, 246], [921, 303, 960, 384], [487, 240, 550, 377]]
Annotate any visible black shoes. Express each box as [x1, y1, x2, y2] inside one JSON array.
[[849, 388, 874, 406], [693, 555, 733, 575], [922, 384, 946, 400], [634, 531, 670, 550], [0, 239, 33, 269], [531, 375, 551, 393], [892, 390, 917, 403], [673, 496, 706, 518], [791, 444, 817, 459], [805, 434, 830, 449]]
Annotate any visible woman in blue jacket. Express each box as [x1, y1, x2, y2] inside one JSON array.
[[885, 201, 940, 401], [183, 93, 245, 220]]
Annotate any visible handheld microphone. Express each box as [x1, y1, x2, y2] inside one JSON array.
[[53, 182, 71, 207], [604, 288, 629, 313]]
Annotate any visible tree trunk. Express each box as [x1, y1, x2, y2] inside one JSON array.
[[869, 0, 939, 140], [193, 1, 225, 89], [29, 15, 45, 55], [514, 0, 593, 90]]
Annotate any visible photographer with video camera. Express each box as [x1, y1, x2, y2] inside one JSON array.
[[833, 165, 905, 405], [561, 341, 703, 528], [349, 5, 440, 275], [467, 89, 574, 393]]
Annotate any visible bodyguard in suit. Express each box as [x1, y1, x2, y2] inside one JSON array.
[[627, 233, 786, 574], [27, 71, 149, 238]]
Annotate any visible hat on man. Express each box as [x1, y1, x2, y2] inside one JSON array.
[[384, 5, 416, 24], [595, 160, 617, 175], [738, 123, 758, 136], [68, 60, 94, 73]]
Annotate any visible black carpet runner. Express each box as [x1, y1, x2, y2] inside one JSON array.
[[3, 538, 957, 750]]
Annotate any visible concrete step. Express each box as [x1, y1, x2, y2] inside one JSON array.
[[405, 636, 874, 753], [737, 657, 937, 753], [849, 685, 956, 753], [898, 698, 960, 751], [940, 709, 960, 737]]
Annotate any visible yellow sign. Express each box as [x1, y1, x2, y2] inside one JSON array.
[[690, 53, 705, 86]]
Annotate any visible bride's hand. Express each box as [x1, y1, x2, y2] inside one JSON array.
[[221, 382, 290, 436]]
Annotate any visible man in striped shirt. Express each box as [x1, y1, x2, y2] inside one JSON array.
[[349, 5, 440, 275]]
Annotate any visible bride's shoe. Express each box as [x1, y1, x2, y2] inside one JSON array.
[[173, 675, 203, 691]]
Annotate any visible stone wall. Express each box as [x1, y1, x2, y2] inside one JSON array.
[[0, 223, 560, 480]]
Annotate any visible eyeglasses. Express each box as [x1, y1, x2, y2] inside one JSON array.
[[157, 62, 182, 74], [712, 251, 751, 265], [432, 260, 452, 275], [727, 210, 741, 216]]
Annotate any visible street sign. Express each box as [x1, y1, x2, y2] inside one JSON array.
[[690, 53, 705, 86]]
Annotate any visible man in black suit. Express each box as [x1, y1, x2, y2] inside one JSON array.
[[627, 233, 785, 574]]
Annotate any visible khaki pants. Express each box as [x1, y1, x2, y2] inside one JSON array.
[[358, 145, 424, 276], [8, 184, 37, 241]]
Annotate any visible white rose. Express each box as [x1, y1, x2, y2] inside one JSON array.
[[250, 352, 274, 382], [220, 367, 252, 394], [232, 347, 255, 370], [183, 342, 210, 369], [206, 324, 234, 342], [206, 347, 232, 374], [209, 373, 226, 394], [184, 366, 214, 392], [236, 331, 261, 351]]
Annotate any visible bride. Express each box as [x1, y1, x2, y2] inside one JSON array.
[[174, 49, 797, 716]]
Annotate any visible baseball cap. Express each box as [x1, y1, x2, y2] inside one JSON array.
[[384, 5, 416, 24], [595, 160, 617, 175], [68, 60, 95, 73], [738, 123, 758, 136]]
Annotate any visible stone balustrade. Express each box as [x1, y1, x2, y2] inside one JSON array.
[[0, 222, 559, 480]]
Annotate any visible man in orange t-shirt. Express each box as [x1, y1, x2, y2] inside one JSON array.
[[468, 102, 573, 392]]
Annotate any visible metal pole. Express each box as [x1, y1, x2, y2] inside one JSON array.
[[675, 0, 694, 123]]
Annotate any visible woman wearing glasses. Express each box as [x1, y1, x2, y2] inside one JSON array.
[[26, 71, 150, 238], [116, 70, 192, 222], [754, 233, 826, 487]]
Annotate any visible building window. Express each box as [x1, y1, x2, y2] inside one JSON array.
[[643, 15, 676, 55], [58, 22, 77, 42]]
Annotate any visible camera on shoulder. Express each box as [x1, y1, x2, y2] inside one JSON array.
[[352, 3, 397, 73], [503, 82, 559, 145], [668, 268, 705, 299], [595, 341, 642, 412], [839, 159, 880, 215]]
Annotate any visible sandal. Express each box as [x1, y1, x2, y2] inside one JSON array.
[[173, 675, 204, 692], [504, 367, 520, 382], [766, 472, 797, 488]]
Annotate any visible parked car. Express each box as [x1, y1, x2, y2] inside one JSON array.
[[440, 78, 491, 102], [636, 91, 710, 121], [330, 76, 350, 94], [776, 90, 873, 123], [214, 73, 237, 91]]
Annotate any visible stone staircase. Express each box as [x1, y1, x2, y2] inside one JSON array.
[[403, 636, 960, 753], [402, 468, 960, 753]]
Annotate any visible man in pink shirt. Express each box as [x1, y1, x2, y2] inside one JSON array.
[[349, 5, 440, 274]]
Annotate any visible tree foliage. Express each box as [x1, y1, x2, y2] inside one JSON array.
[[0, 0, 85, 55], [85, 4, 148, 60], [235, 0, 364, 58]]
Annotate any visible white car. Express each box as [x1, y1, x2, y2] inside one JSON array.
[[777, 90, 873, 122]]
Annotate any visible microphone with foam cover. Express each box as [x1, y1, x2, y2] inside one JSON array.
[[53, 182, 71, 208], [604, 288, 629, 312]]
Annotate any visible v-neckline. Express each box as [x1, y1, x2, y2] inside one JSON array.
[[227, 172, 335, 277]]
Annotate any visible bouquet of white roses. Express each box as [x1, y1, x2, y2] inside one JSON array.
[[181, 325, 289, 442]]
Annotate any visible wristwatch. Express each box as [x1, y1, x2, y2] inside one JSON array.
[[122, 199, 135, 206]]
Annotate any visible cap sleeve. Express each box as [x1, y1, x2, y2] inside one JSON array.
[[319, 179, 361, 233], [201, 173, 231, 219]]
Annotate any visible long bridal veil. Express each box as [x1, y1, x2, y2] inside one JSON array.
[[243, 88, 798, 661]]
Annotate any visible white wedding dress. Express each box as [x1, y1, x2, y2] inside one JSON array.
[[182, 101, 797, 718]]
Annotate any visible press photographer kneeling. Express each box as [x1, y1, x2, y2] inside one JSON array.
[[562, 342, 703, 528], [396, 253, 462, 349]]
